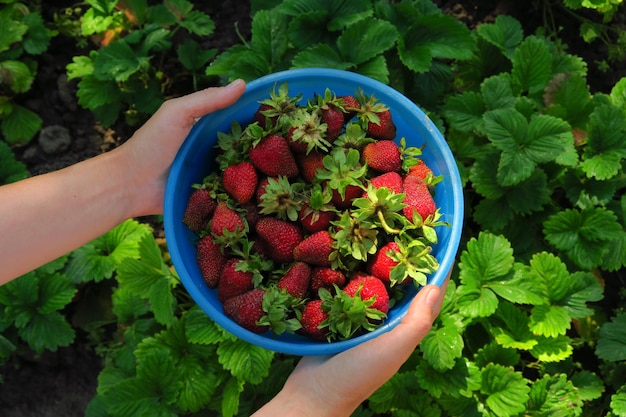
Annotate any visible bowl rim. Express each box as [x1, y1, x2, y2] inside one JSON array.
[[164, 67, 464, 355]]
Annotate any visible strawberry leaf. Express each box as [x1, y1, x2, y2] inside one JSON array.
[[511, 36, 553, 96], [479, 363, 530, 416], [596, 312, 626, 361], [217, 339, 274, 384], [581, 103, 626, 180], [476, 15, 523, 60], [420, 317, 464, 371], [493, 301, 538, 351], [336, 17, 398, 66], [530, 335, 574, 362]]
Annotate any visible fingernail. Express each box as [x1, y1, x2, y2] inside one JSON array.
[[423, 285, 441, 312], [226, 78, 245, 90]]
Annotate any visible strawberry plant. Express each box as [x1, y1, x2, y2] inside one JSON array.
[[0, 0, 53, 144], [64, 0, 217, 127]]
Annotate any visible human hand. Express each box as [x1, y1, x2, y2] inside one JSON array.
[[253, 275, 450, 417], [116, 79, 246, 217]]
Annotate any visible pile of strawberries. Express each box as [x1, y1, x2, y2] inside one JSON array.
[[182, 83, 447, 342]]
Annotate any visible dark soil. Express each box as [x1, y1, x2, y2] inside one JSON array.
[[2, 1, 625, 416]]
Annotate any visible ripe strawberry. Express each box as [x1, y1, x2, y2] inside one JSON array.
[[255, 176, 271, 204], [362, 140, 402, 173], [223, 288, 269, 334], [339, 95, 360, 121], [299, 203, 336, 233], [296, 150, 325, 183], [255, 216, 303, 263], [367, 241, 400, 283], [277, 262, 312, 299], [402, 175, 436, 222], [217, 258, 255, 303], [343, 274, 389, 314], [222, 161, 258, 204], [300, 299, 329, 341], [330, 183, 364, 209], [321, 104, 344, 141], [310, 267, 346, 293], [367, 109, 396, 140], [249, 135, 299, 178], [196, 235, 226, 288], [253, 103, 276, 129], [407, 159, 433, 182], [368, 171, 403, 195], [210, 202, 245, 237], [287, 109, 331, 154], [293, 230, 334, 267], [183, 188, 216, 233]]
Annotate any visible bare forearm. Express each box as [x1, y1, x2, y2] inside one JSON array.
[[0, 148, 133, 284]]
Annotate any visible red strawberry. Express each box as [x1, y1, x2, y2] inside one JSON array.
[[402, 175, 436, 222], [343, 274, 389, 314], [223, 288, 269, 334], [249, 135, 299, 178], [255, 216, 303, 263], [300, 299, 329, 341], [296, 150, 325, 183], [362, 140, 402, 173], [277, 261, 312, 299], [217, 258, 255, 303], [407, 159, 433, 182], [293, 230, 334, 267], [183, 188, 216, 233], [210, 202, 245, 237], [196, 235, 226, 288], [299, 204, 336, 233], [222, 161, 258, 204], [368, 171, 403, 195], [331, 183, 364, 209], [253, 103, 275, 129], [367, 109, 396, 140], [339, 95, 360, 121], [311, 267, 346, 293], [255, 177, 271, 204], [367, 241, 400, 283], [321, 104, 344, 141]]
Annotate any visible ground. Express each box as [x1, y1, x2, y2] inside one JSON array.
[[1, 0, 625, 416]]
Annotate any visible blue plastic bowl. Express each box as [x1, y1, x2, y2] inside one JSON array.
[[164, 68, 463, 355]]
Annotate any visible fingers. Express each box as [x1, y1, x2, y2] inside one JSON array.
[[168, 79, 247, 124]]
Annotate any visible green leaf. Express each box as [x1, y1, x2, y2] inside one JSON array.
[[483, 108, 573, 186], [75, 74, 123, 110], [481, 74, 516, 110], [511, 36, 553, 96], [458, 232, 515, 287], [66, 219, 152, 283], [178, 10, 215, 36], [543, 207, 622, 269], [250, 9, 289, 70], [481, 363, 530, 416], [354, 54, 389, 84], [487, 267, 546, 306], [529, 304, 572, 337], [291, 43, 350, 70], [420, 318, 464, 371], [544, 74, 593, 127], [177, 39, 216, 72], [596, 312, 626, 361], [398, 13, 473, 73], [336, 17, 397, 66], [38, 273, 77, 314], [571, 371, 605, 401], [116, 234, 178, 326], [0, 14, 27, 53], [456, 283, 499, 318], [611, 385, 626, 416], [581, 103, 626, 180], [443, 91, 486, 133], [530, 335, 574, 362], [22, 12, 51, 55], [185, 306, 233, 345], [476, 15, 523, 60], [221, 377, 245, 417], [0, 59, 35, 93], [19, 312, 75, 353], [416, 358, 481, 399], [217, 339, 274, 384], [93, 41, 150, 82], [1, 103, 41, 145], [493, 301, 538, 351], [527, 374, 583, 416], [0, 140, 29, 184]]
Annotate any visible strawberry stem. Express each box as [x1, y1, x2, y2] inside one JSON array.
[[376, 209, 402, 234]]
